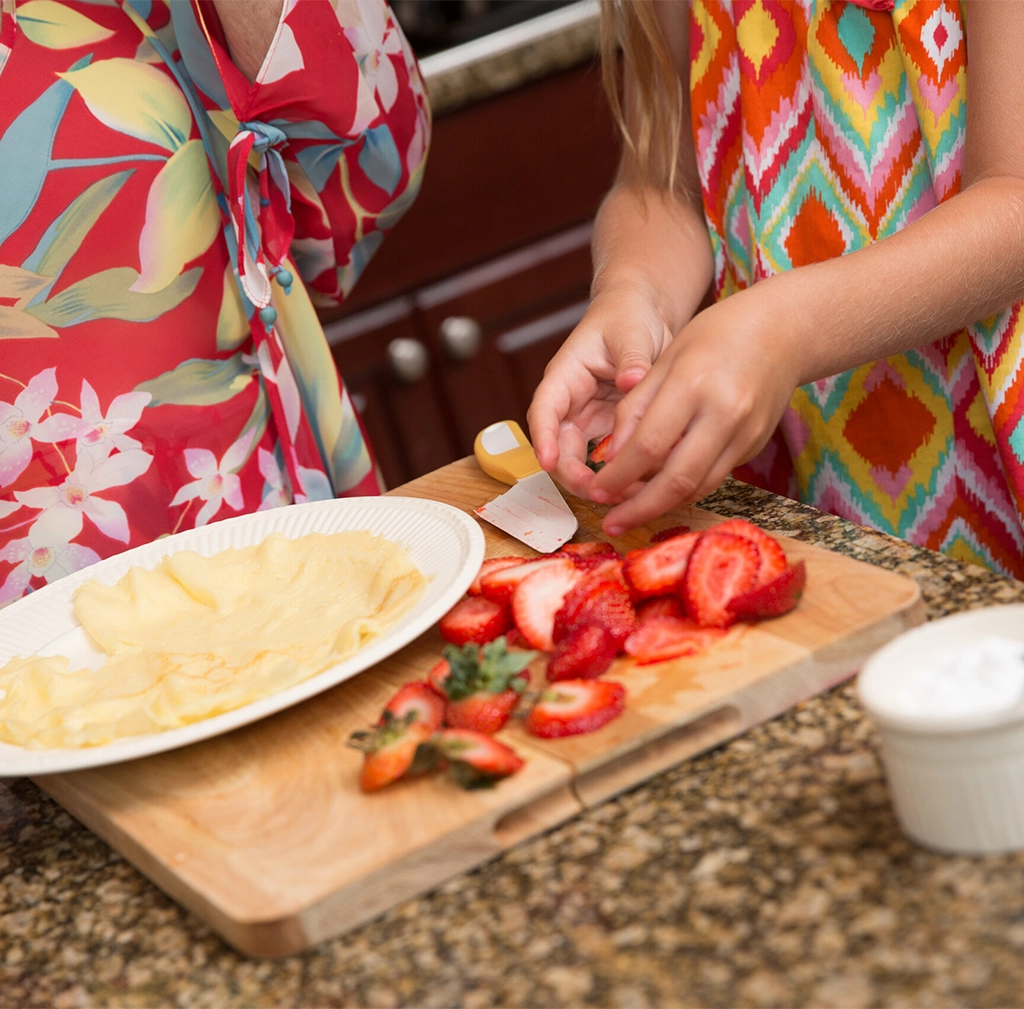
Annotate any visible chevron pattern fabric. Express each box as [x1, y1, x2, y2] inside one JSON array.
[[692, 0, 1024, 576]]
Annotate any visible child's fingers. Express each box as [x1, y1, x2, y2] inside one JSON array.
[[599, 418, 731, 534], [589, 366, 691, 501]]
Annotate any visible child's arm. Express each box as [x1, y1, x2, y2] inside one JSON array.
[[527, 2, 712, 499], [585, 0, 1024, 535]]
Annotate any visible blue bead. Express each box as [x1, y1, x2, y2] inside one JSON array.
[[258, 306, 278, 326], [259, 197, 271, 207], [275, 268, 293, 289]]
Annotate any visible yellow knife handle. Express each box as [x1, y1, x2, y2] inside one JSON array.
[[474, 420, 541, 486]]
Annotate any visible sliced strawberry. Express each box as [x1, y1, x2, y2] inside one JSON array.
[[383, 681, 445, 733], [634, 596, 686, 623], [624, 616, 727, 665], [650, 524, 692, 543], [439, 595, 512, 646], [587, 434, 612, 471], [553, 577, 636, 649], [588, 555, 626, 584], [524, 679, 626, 738], [511, 563, 582, 651], [427, 658, 450, 695], [714, 518, 787, 586], [469, 556, 527, 596], [622, 531, 701, 601], [348, 712, 434, 792], [435, 638, 535, 734], [547, 624, 618, 681], [480, 556, 574, 605], [681, 531, 760, 628], [433, 728, 524, 788], [559, 541, 619, 560], [727, 560, 807, 621]]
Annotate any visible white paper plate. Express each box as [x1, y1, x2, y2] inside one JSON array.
[[0, 496, 485, 776]]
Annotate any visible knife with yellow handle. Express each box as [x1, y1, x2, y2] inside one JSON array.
[[472, 420, 578, 553]]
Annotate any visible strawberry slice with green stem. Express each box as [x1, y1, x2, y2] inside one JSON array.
[[431, 728, 525, 788], [524, 678, 627, 738], [435, 637, 538, 734], [348, 710, 436, 792]]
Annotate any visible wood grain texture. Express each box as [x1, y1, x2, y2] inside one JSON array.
[[34, 459, 924, 956]]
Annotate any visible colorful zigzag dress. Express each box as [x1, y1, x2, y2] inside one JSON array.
[[693, 0, 1024, 576]]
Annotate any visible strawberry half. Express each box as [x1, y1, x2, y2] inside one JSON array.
[[469, 556, 527, 596], [511, 562, 582, 651], [440, 595, 512, 646], [432, 728, 524, 788], [524, 679, 626, 738], [649, 525, 692, 543], [681, 530, 760, 628], [727, 560, 807, 621], [480, 556, 574, 605], [713, 518, 787, 586], [435, 638, 537, 734], [547, 624, 618, 681], [348, 711, 435, 792], [553, 577, 636, 649], [622, 531, 701, 601], [624, 616, 727, 665], [383, 680, 445, 734]]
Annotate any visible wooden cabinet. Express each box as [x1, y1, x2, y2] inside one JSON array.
[[323, 62, 619, 490]]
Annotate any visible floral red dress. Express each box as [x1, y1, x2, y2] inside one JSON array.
[[0, 0, 430, 605]]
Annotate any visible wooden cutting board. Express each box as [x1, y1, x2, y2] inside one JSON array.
[[34, 459, 924, 957]]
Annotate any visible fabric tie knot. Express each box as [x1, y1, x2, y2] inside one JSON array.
[[240, 120, 288, 154]]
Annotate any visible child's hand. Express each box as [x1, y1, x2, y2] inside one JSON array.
[[527, 283, 674, 499], [589, 283, 802, 535]]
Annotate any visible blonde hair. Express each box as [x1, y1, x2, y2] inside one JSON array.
[[600, 0, 684, 192]]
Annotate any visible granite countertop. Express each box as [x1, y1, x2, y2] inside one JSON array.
[[419, 1, 601, 117], [3, 479, 1024, 1009]]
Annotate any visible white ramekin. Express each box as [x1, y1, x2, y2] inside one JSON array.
[[858, 604, 1024, 855]]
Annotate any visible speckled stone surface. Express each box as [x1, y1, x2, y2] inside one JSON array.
[[3, 480, 1024, 1008], [421, 11, 601, 117]]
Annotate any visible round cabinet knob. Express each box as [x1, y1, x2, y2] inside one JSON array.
[[439, 316, 482, 362], [387, 338, 430, 384]]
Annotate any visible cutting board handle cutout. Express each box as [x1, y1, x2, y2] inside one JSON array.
[[574, 705, 742, 808], [492, 783, 584, 849]]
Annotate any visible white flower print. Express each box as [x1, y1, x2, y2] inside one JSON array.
[[14, 449, 153, 545], [0, 528, 100, 607], [170, 428, 256, 527], [33, 380, 152, 462], [0, 499, 20, 521], [335, 0, 403, 119], [0, 368, 57, 487], [257, 446, 292, 511]]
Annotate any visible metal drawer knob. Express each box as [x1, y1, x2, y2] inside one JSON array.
[[439, 316, 482, 362], [387, 338, 429, 383]]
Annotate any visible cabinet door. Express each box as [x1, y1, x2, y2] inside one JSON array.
[[329, 63, 618, 318], [324, 300, 461, 490], [415, 223, 593, 455]]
